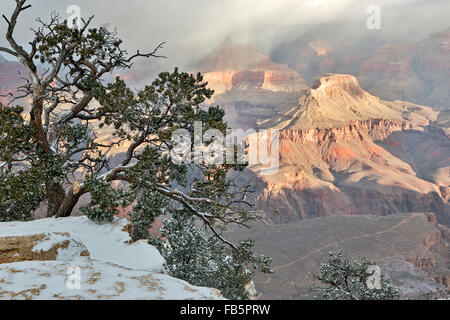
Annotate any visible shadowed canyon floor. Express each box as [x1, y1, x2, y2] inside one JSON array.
[[226, 213, 449, 299]]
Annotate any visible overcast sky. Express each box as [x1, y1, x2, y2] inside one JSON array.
[[1, 0, 449, 81]]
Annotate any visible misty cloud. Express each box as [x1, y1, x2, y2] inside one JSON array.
[[0, 0, 449, 84]]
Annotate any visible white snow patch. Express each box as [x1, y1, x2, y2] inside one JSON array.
[[30, 232, 88, 261], [32, 233, 72, 252], [0, 216, 224, 300], [0, 216, 165, 273], [0, 259, 224, 300]]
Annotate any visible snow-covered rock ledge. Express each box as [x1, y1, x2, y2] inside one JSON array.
[[0, 216, 223, 300]]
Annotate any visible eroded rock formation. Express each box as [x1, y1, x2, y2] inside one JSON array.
[[242, 74, 449, 225]]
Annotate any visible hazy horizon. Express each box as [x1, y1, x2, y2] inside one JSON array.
[[1, 0, 449, 86]]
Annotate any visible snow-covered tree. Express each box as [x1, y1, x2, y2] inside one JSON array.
[[149, 211, 272, 300], [315, 250, 399, 300], [0, 0, 265, 276]]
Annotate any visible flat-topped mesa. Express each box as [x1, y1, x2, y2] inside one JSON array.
[[244, 73, 447, 226], [310, 74, 366, 98], [274, 73, 437, 131], [197, 37, 308, 95]]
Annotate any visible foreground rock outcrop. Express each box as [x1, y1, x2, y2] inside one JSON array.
[[0, 232, 89, 264], [0, 217, 223, 300]]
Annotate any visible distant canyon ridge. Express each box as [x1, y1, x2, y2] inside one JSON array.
[[194, 32, 449, 297], [0, 29, 448, 227], [1, 25, 449, 298], [193, 33, 449, 227]]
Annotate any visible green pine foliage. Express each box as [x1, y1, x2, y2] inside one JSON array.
[[80, 176, 134, 223], [0, 165, 45, 222], [0, 106, 45, 221], [149, 211, 273, 300], [0, 2, 272, 297], [315, 250, 400, 300], [130, 190, 169, 241]]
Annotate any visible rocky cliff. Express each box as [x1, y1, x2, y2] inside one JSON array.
[[270, 25, 371, 84], [271, 27, 450, 111], [194, 37, 309, 129], [358, 29, 450, 110], [197, 37, 308, 97], [242, 74, 449, 226]]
